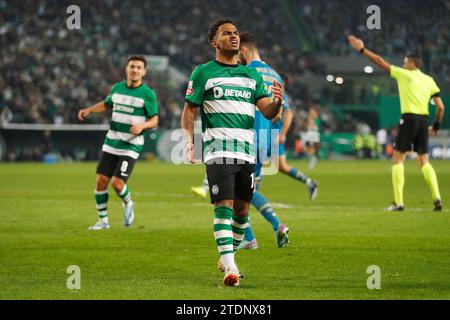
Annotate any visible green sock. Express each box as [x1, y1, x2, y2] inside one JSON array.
[[232, 214, 249, 251], [392, 164, 404, 206], [422, 163, 441, 201], [95, 190, 109, 223], [213, 207, 234, 256], [118, 185, 131, 204]]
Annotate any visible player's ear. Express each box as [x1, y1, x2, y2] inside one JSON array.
[[210, 39, 218, 49]]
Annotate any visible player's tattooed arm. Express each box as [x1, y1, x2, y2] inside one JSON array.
[[181, 102, 198, 163], [347, 35, 391, 72], [181, 102, 197, 142], [257, 80, 284, 120], [77, 101, 107, 121]]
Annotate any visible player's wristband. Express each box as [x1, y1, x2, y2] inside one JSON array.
[[360, 48, 365, 54], [433, 122, 441, 132]]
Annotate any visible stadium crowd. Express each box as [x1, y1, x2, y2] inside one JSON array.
[[1, 0, 449, 129], [296, 0, 450, 81], [0, 0, 295, 126], [291, 0, 450, 106]]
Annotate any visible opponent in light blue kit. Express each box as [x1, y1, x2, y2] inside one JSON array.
[[270, 75, 319, 197], [240, 47, 290, 249], [238, 32, 319, 249]]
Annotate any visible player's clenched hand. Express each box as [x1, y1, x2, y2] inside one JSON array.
[[78, 109, 90, 121], [429, 126, 438, 137], [130, 123, 144, 135], [348, 35, 364, 51], [272, 80, 284, 106]]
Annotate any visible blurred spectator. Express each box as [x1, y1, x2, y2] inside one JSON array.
[[354, 124, 381, 159], [376, 128, 388, 156], [0, 0, 298, 126], [297, 0, 450, 79]]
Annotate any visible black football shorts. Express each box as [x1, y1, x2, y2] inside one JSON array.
[[205, 158, 255, 204], [395, 113, 429, 155], [96, 152, 136, 182]]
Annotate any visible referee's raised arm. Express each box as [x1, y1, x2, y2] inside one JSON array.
[[348, 35, 391, 72]]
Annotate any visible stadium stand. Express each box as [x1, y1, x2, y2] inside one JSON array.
[[1, 0, 448, 126], [1, 0, 449, 161]]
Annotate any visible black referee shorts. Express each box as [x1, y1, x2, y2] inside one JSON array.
[[205, 158, 255, 204], [395, 113, 429, 155]]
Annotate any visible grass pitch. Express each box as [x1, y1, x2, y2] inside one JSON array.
[[0, 160, 449, 300]]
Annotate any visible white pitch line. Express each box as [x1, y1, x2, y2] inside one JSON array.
[[122, 194, 450, 213], [403, 208, 450, 212], [133, 191, 192, 199], [191, 203, 213, 207], [271, 202, 294, 209], [24, 188, 449, 212]]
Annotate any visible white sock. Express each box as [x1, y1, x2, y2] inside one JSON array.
[[221, 253, 236, 270], [305, 178, 312, 187]]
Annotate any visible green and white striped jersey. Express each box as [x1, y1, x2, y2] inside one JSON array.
[[103, 81, 158, 159], [185, 60, 268, 164]]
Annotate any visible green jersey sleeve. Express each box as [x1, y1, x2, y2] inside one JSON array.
[[254, 71, 268, 102], [144, 89, 159, 118], [104, 83, 117, 108], [185, 66, 205, 107]]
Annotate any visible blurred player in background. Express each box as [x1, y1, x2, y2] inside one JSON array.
[[181, 20, 283, 286], [272, 75, 319, 191], [304, 105, 321, 170], [348, 35, 445, 212], [78, 56, 159, 230], [236, 31, 291, 250]]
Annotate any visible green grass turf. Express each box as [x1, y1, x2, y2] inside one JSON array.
[[0, 160, 449, 300]]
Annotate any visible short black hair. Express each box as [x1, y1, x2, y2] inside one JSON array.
[[207, 19, 236, 43], [406, 53, 422, 68], [239, 31, 258, 48], [126, 55, 147, 67]]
